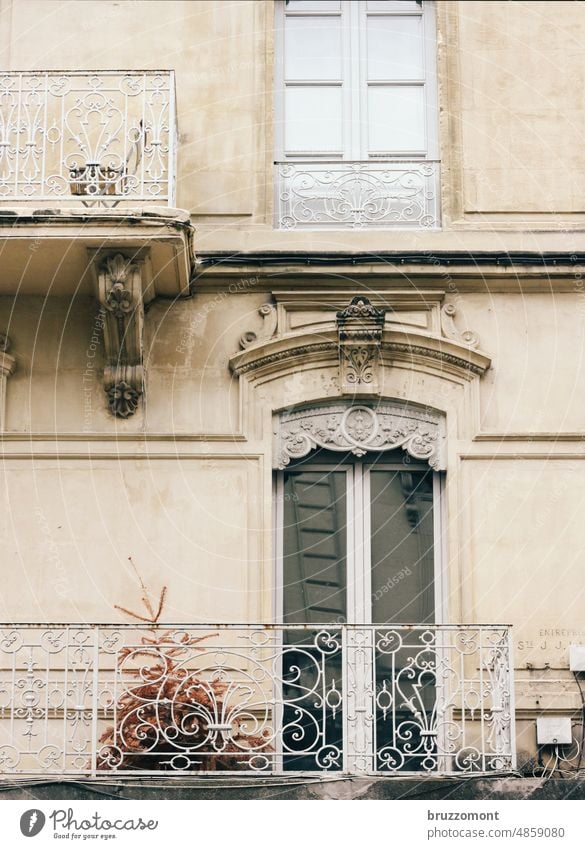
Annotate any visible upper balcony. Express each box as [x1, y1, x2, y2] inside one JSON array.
[[0, 71, 191, 298], [0, 70, 176, 207]]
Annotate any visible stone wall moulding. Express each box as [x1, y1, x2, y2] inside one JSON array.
[[229, 295, 491, 386], [0, 334, 16, 430], [94, 253, 145, 418], [274, 402, 446, 470]]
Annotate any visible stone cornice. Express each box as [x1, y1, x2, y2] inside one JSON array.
[[229, 328, 490, 382]]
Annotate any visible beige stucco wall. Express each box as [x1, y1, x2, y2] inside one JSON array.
[[2, 285, 585, 633], [455, 1, 585, 217]]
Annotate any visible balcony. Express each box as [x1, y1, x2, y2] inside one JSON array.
[[0, 624, 514, 777], [275, 160, 441, 230], [0, 70, 190, 298]]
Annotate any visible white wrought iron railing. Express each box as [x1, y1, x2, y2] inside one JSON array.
[[275, 160, 441, 230], [0, 624, 514, 777], [0, 71, 176, 206]]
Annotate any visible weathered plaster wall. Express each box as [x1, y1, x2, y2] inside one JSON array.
[[0, 457, 263, 622], [455, 1, 585, 216]]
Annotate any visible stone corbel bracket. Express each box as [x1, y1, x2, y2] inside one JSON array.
[[0, 334, 16, 430], [95, 253, 144, 418], [336, 295, 386, 395]]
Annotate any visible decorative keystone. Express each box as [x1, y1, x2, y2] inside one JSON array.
[[336, 296, 386, 395]]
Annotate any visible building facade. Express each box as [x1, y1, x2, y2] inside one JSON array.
[[0, 0, 583, 794]]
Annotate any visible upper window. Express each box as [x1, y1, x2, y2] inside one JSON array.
[[276, 0, 437, 160], [274, 0, 440, 229]]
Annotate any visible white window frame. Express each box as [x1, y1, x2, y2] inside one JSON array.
[[274, 0, 439, 162], [274, 458, 447, 625]]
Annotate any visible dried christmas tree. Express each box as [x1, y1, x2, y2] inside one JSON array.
[[97, 559, 270, 772]]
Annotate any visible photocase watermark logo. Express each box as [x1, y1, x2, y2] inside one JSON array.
[[18, 807, 158, 838], [19, 809, 45, 837]]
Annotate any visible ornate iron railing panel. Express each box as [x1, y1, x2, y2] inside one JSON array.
[[372, 627, 514, 774], [275, 160, 441, 230], [0, 71, 176, 205], [0, 624, 513, 776]]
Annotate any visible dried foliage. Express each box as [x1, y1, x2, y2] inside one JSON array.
[[113, 557, 167, 624], [98, 560, 270, 772]]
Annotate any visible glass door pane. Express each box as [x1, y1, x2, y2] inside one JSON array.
[[369, 467, 436, 771], [369, 468, 434, 623], [283, 468, 347, 623], [282, 467, 347, 770]]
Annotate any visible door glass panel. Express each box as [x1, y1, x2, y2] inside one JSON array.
[[284, 16, 343, 81], [286, 0, 341, 10], [370, 468, 434, 623], [284, 85, 344, 153], [283, 469, 347, 623], [369, 467, 436, 771], [366, 85, 425, 152], [282, 467, 346, 771], [366, 15, 424, 80]]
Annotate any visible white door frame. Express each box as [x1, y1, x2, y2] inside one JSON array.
[[274, 459, 446, 625]]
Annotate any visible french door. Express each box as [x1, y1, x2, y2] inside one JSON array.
[[274, 453, 445, 772], [275, 455, 442, 625]]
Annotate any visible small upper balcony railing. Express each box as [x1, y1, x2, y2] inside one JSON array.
[[0, 70, 176, 207], [275, 160, 441, 230], [0, 623, 515, 777]]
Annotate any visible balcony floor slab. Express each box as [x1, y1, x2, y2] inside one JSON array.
[[0, 208, 193, 297], [0, 776, 582, 801]]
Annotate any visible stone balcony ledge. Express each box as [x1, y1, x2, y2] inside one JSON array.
[[0, 206, 194, 297], [0, 205, 191, 224]]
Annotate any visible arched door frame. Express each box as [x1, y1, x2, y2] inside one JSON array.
[[273, 399, 448, 626]]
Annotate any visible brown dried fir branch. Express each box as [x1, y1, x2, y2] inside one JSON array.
[[113, 556, 167, 624], [98, 558, 270, 772]]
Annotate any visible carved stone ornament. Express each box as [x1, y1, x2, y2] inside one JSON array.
[[240, 302, 278, 350], [274, 402, 446, 470], [336, 296, 386, 395], [229, 293, 492, 384], [440, 303, 480, 349], [95, 253, 144, 418], [107, 379, 141, 419]]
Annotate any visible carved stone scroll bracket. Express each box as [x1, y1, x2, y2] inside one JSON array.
[[274, 402, 446, 471], [336, 296, 386, 395], [239, 302, 278, 350], [0, 334, 16, 430], [95, 253, 145, 418], [441, 303, 480, 349]]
